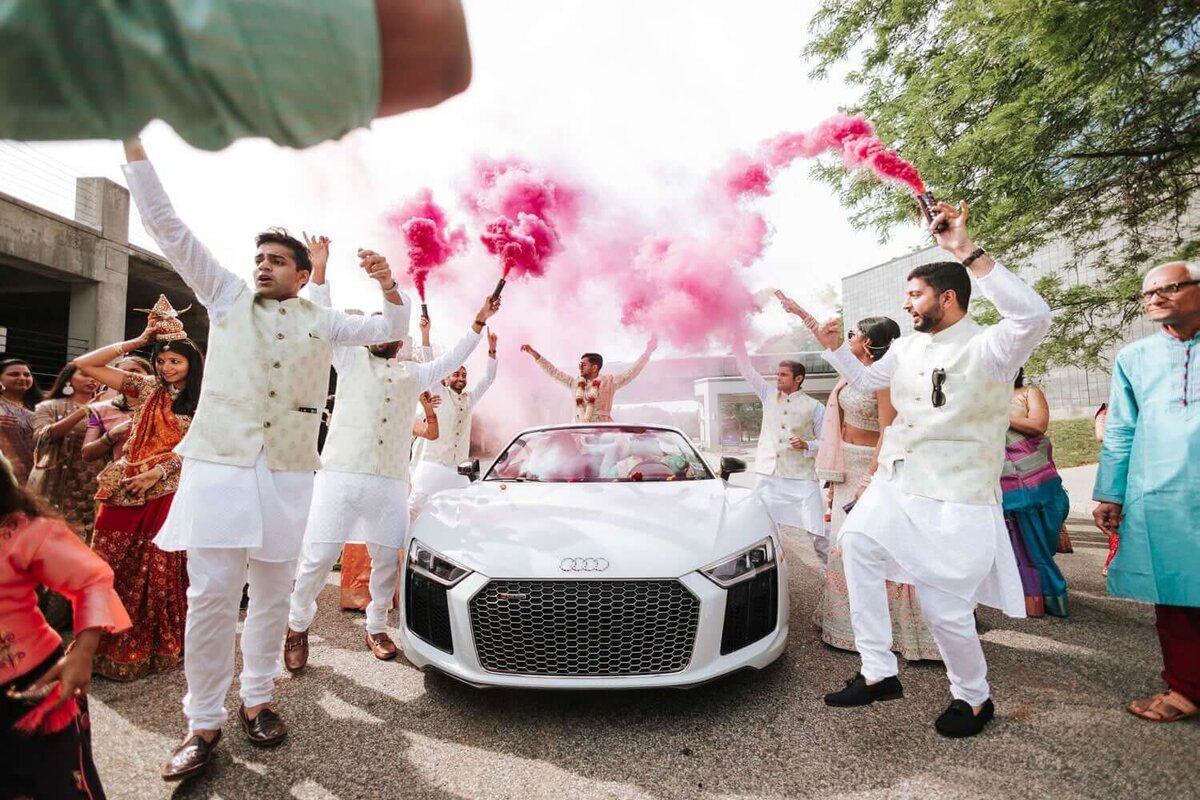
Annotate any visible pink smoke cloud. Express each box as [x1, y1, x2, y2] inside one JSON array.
[[725, 112, 926, 200], [463, 159, 581, 281], [386, 189, 466, 300]]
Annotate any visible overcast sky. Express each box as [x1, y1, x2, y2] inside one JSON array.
[[5, 0, 929, 359]]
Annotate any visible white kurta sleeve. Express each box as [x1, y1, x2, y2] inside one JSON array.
[[470, 357, 499, 409], [305, 281, 352, 373], [122, 160, 245, 322], [806, 402, 824, 453], [328, 288, 412, 348], [416, 330, 483, 393], [823, 342, 896, 392], [733, 346, 771, 403], [974, 261, 1053, 384]]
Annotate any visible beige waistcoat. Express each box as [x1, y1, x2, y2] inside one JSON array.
[[176, 289, 333, 471], [754, 389, 820, 480], [421, 389, 473, 466], [320, 348, 419, 481]]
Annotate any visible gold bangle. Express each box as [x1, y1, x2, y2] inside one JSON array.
[[111, 343, 125, 357]]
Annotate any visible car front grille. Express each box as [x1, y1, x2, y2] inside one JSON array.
[[470, 580, 700, 676], [720, 568, 778, 655], [405, 569, 454, 653]]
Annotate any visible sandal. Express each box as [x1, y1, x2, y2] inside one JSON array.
[[1126, 690, 1199, 722]]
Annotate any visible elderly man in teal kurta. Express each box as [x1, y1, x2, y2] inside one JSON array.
[[1093, 260, 1200, 723]]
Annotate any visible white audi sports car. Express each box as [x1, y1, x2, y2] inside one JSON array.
[[401, 424, 789, 689]]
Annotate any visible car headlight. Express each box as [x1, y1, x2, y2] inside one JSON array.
[[700, 537, 776, 588], [408, 540, 473, 587]]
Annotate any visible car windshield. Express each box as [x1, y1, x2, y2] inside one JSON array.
[[484, 427, 714, 483]]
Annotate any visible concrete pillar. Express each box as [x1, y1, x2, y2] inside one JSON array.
[[71, 178, 130, 350]]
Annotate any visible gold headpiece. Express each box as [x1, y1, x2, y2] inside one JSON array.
[[134, 294, 192, 342]]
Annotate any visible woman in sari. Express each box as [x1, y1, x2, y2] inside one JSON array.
[[73, 318, 204, 680], [813, 315, 942, 662], [0, 357, 42, 485], [81, 355, 153, 464], [26, 364, 101, 541], [1003, 370, 1070, 617]]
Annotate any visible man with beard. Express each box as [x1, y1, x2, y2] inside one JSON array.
[[791, 200, 1051, 738], [520, 338, 657, 422], [122, 139, 410, 781], [285, 235, 501, 665], [408, 322, 499, 519]]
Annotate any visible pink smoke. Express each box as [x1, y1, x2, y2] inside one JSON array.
[[724, 113, 925, 200], [464, 159, 580, 281], [386, 190, 466, 300]]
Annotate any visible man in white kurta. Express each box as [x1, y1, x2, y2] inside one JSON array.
[[409, 327, 499, 518], [286, 278, 499, 663], [801, 200, 1050, 738], [732, 342, 828, 569], [123, 141, 411, 779]]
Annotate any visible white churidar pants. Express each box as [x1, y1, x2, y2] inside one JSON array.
[[841, 530, 989, 706], [289, 541, 400, 636], [183, 549, 297, 731]]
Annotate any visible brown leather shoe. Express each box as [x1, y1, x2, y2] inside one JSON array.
[[284, 628, 308, 672], [365, 631, 398, 661], [161, 730, 221, 782], [239, 704, 287, 747]]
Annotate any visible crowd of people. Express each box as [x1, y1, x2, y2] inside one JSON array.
[[1, 143, 1197, 796]]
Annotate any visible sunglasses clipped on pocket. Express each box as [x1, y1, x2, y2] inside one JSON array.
[[931, 367, 947, 408]]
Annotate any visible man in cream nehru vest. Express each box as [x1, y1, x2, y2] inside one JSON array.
[[122, 140, 411, 782], [285, 235, 501, 665], [409, 319, 499, 518], [732, 340, 827, 569], [792, 199, 1050, 738]]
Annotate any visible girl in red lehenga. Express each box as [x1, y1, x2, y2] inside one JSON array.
[[72, 296, 204, 681]]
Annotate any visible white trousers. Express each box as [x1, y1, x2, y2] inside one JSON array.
[[183, 548, 297, 731], [841, 531, 990, 706], [289, 541, 400, 636]]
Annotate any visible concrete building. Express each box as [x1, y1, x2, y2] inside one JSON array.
[[842, 243, 1152, 418], [1, 176, 204, 386]]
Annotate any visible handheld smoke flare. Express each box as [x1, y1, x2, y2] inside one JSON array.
[[386, 190, 465, 320]]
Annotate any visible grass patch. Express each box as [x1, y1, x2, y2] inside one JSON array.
[[1048, 417, 1101, 468]]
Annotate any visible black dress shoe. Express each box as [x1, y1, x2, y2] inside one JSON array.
[[824, 672, 904, 707], [161, 730, 221, 782], [934, 698, 995, 738], [239, 704, 287, 747]]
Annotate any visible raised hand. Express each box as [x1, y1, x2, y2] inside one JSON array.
[[487, 327, 498, 353], [357, 249, 396, 289], [419, 391, 441, 415], [520, 344, 540, 359], [928, 200, 975, 259], [475, 295, 502, 323], [303, 232, 331, 275]]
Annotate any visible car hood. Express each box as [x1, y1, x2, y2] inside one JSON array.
[[410, 479, 773, 579]]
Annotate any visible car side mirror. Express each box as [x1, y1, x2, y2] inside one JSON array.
[[458, 458, 480, 482], [719, 456, 746, 481]]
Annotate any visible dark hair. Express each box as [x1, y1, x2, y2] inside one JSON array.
[[0, 358, 44, 409], [906, 261, 972, 310], [255, 227, 313, 273], [582, 352, 604, 370], [0, 456, 50, 519], [856, 316, 902, 361], [1013, 367, 1025, 389], [779, 360, 806, 379], [154, 339, 205, 416], [110, 355, 154, 411], [47, 363, 85, 400]]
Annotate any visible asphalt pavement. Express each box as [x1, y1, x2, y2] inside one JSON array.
[[87, 514, 1197, 800]]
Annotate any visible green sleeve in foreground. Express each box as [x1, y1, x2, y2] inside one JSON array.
[[0, 0, 381, 150]]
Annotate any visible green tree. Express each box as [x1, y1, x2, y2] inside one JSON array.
[[806, 0, 1200, 369]]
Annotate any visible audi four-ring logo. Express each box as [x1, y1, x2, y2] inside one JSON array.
[[559, 557, 610, 572]]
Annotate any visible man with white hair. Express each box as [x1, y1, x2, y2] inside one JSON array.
[[1094, 259, 1200, 723]]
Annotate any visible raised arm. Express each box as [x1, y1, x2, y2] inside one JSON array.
[[612, 336, 658, 390], [926, 201, 1052, 383], [121, 140, 245, 317], [73, 321, 157, 395], [731, 339, 770, 403], [523, 344, 575, 389], [301, 235, 354, 373], [327, 249, 412, 347], [415, 296, 501, 392], [469, 330, 499, 409]]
